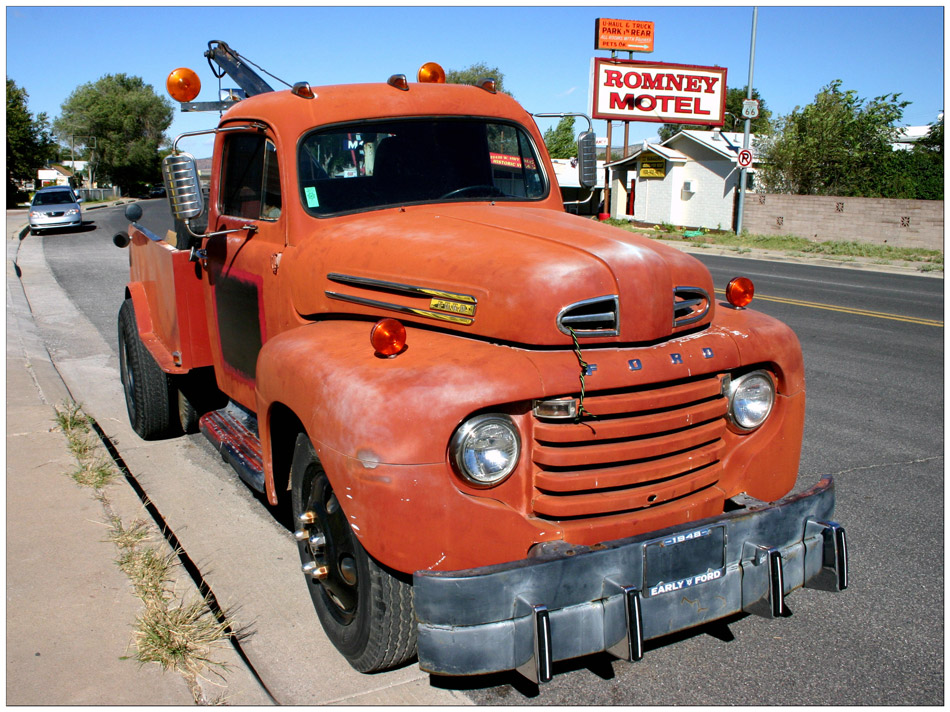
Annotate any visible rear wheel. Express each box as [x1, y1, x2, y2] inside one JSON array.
[[117, 298, 175, 439], [290, 433, 416, 673]]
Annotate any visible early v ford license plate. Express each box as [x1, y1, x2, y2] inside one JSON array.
[[643, 525, 727, 597]]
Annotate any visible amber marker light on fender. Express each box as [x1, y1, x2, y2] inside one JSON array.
[[371, 318, 408, 357], [166, 67, 201, 102], [726, 277, 755, 308]]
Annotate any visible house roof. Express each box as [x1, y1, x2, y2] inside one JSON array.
[[606, 142, 687, 169], [665, 130, 754, 160]]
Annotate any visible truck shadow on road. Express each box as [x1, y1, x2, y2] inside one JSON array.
[[428, 611, 754, 698]]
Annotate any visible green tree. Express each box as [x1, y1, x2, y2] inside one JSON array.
[[54, 74, 173, 195], [658, 86, 772, 142], [892, 115, 944, 200], [7, 79, 55, 202], [543, 116, 577, 159], [756, 80, 910, 197], [446, 62, 510, 96]]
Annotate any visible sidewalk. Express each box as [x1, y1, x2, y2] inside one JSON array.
[[6, 215, 273, 705]]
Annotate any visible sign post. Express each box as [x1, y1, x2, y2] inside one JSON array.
[[736, 7, 758, 235], [593, 17, 656, 220]]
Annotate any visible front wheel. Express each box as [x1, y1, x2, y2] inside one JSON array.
[[290, 433, 417, 673]]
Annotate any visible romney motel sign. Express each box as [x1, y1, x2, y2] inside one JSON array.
[[592, 58, 727, 126]]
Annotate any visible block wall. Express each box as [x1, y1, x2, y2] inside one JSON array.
[[741, 193, 944, 250]]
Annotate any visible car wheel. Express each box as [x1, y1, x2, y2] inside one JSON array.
[[117, 298, 176, 439], [291, 433, 417, 673]]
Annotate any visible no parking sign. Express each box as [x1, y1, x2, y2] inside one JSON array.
[[737, 148, 754, 168]]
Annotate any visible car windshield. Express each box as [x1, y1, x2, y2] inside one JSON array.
[[33, 191, 75, 206], [298, 118, 547, 216]]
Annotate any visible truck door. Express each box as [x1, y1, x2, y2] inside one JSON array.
[[203, 128, 284, 409]]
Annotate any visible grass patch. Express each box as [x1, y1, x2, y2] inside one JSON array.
[[54, 401, 90, 435], [53, 400, 239, 699], [70, 457, 117, 489], [602, 220, 943, 271], [133, 598, 233, 679]]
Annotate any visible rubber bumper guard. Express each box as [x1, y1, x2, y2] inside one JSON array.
[[414, 477, 847, 683]]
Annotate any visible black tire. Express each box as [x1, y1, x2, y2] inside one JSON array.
[[117, 298, 176, 439], [291, 433, 417, 673], [176, 387, 200, 434]]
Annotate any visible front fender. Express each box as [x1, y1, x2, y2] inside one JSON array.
[[254, 321, 559, 572]]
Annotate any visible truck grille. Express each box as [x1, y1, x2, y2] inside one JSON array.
[[531, 374, 727, 520]]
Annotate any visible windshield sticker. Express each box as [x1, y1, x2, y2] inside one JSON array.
[[305, 186, 319, 208]]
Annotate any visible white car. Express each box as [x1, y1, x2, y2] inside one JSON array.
[[29, 187, 83, 234]]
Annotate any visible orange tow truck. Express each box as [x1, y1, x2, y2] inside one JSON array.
[[114, 41, 847, 682]]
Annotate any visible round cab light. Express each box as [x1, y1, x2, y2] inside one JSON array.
[[166, 67, 201, 102], [726, 276, 755, 308], [417, 62, 446, 84], [371, 318, 407, 357]]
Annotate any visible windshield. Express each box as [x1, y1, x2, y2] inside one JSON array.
[[33, 190, 76, 206], [298, 118, 546, 216]]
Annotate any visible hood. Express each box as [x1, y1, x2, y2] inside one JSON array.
[[287, 205, 715, 346]]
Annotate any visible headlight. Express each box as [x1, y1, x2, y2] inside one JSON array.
[[726, 370, 775, 431], [29, 211, 41, 218], [65, 208, 79, 216], [450, 413, 520, 486]]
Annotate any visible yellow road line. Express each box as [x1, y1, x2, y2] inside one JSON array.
[[714, 290, 943, 327]]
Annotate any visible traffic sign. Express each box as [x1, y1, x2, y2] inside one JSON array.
[[741, 99, 759, 119], [737, 148, 754, 168]]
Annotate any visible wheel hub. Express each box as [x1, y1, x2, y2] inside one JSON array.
[[295, 479, 360, 616]]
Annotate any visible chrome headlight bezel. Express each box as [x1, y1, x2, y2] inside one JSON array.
[[725, 370, 776, 432], [449, 413, 521, 487]]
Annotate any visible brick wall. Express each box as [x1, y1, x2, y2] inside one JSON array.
[[742, 193, 944, 250]]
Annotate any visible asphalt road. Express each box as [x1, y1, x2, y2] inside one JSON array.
[[35, 203, 945, 705]]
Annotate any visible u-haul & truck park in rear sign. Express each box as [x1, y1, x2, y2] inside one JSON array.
[[592, 58, 727, 126]]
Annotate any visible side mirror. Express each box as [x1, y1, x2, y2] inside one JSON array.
[[577, 131, 598, 189], [161, 153, 204, 222]]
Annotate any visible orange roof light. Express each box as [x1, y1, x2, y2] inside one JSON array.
[[726, 277, 755, 308], [371, 318, 408, 357], [166, 67, 201, 102], [417, 62, 446, 84]]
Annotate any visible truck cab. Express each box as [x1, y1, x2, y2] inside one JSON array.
[[116, 49, 847, 683]]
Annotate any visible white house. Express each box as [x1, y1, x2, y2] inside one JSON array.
[[36, 165, 75, 189], [605, 130, 755, 230], [550, 158, 607, 215]]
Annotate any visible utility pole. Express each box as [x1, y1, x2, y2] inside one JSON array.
[[735, 7, 757, 235]]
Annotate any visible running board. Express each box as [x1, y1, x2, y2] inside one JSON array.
[[199, 401, 265, 493]]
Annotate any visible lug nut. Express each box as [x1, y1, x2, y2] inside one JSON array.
[[309, 534, 326, 550], [297, 511, 316, 525], [301, 561, 329, 580], [294, 529, 309, 541]]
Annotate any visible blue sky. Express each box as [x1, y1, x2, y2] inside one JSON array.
[[5, 4, 945, 159]]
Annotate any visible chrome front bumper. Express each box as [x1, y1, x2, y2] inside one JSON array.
[[414, 477, 847, 682]]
